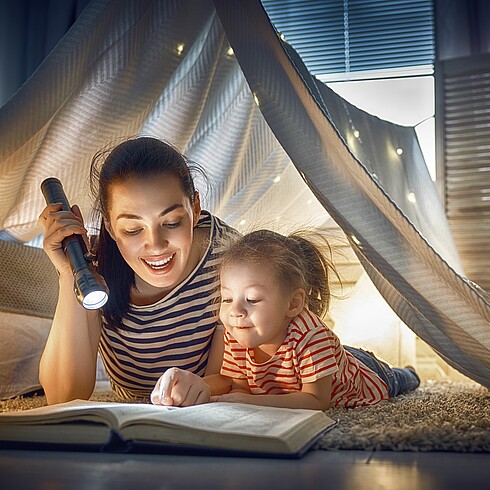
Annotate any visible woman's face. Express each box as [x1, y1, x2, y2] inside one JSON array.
[[105, 173, 201, 300]]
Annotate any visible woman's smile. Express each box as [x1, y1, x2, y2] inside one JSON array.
[[106, 173, 202, 300], [141, 252, 176, 273]]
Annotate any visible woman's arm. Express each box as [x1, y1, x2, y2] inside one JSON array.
[[39, 274, 102, 404], [38, 202, 102, 405], [211, 375, 333, 411]]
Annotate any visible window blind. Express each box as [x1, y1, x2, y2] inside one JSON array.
[[437, 55, 490, 293], [261, 0, 435, 81]]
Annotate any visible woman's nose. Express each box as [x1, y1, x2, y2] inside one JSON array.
[[146, 227, 169, 249]]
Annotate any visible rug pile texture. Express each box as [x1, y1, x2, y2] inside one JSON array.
[[318, 380, 489, 452]]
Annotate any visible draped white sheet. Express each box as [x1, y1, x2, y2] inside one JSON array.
[[0, 0, 488, 387]]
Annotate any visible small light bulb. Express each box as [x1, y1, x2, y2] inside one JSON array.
[[239, 219, 246, 226], [351, 235, 361, 246], [407, 192, 416, 203], [253, 93, 260, 107], [176, 44, 184, 55], [353, 129, 360, 138], [273, 176, 281, 183], [396, 147, 403, 155], [227, 46, 234, 56]]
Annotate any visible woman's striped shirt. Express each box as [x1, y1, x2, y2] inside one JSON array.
[[221, 308, 389, 407], [99, 211, 238, 400]]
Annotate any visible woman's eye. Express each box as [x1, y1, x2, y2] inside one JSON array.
[[124, 229, 142, 236]]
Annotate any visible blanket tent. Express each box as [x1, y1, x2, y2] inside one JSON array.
[[0, 0, 488, 399]]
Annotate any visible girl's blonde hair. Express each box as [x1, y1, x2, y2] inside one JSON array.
[[219, 229, 342, 318]]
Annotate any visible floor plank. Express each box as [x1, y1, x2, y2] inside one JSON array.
[[1, 449, 489, 490]]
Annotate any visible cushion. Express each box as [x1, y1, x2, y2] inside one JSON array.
[[0, 312, 51, 399], [0, 240, 58, 318], [0, 240, 58, 399], [0, 239, 109, 399]]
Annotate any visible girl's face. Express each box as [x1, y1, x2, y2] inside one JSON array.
[[105, 173, 201, 301], [219, 262, 304, 358]]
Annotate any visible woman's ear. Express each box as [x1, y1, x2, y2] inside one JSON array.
[[104, 217, 116, 241], [192, 191, 201, 226], [287, 288, 306, 318]]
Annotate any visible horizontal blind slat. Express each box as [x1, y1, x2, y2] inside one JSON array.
[[262, 0, 434, 79]]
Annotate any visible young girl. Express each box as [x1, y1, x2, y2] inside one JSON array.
[[39, 137, 238, 404], [211, 229, 420, 410]]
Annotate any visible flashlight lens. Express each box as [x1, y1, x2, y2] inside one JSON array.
[[82, 290, 109, 310]]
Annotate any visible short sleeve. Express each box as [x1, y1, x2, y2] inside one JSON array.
[[296, 327, 339, 383]]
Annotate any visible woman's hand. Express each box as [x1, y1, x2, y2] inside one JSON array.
[[39, 203, 88, 276], [150, 367, 211, 406]]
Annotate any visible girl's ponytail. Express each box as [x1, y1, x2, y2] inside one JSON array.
[[289, 232, 340, 318]]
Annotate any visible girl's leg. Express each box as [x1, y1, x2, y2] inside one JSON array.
[[344, 346, 420, 397]]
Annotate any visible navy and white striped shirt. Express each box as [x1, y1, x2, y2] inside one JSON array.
[[99, 211, 238, 399]]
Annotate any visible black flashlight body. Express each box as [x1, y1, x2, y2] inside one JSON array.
[[41, 178, 109, 309]]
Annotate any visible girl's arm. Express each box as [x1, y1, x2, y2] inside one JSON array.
[[203, 325, 232, 396], [212, 375, 333, 411], [38, 203, 102, 405]]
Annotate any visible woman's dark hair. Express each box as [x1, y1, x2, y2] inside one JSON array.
[[219, 229, 342, 318], [89, 137, 201, 327]]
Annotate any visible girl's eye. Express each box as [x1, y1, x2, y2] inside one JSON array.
[[164, 221, 181, 229], [247, 298, 261, 304], [221, 298, 232, 304]]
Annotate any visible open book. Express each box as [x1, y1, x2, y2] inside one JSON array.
[[0, 400, 337, 458]]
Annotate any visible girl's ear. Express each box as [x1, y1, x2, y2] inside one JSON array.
[[287, 288, 306, 318], [192, 191, 202, 226]]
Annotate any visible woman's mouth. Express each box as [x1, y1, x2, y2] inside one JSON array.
[[142, 253, 175, 272]]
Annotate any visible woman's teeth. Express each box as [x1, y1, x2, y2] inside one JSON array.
[[144, 254, 174, 270]]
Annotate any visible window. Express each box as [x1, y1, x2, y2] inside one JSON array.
[[261, 0, 434, 81], [262, 0, 436, 178]]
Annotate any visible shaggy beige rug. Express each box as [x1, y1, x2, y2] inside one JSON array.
[[318, 380, 490, 453], [1, 380, 489, 453]]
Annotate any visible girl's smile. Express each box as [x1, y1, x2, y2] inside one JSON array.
[[219, 262, 304, 359]]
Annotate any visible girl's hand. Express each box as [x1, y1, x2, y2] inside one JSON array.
[[210, 391, 253, 404], [150, 367, 211, 406], [39, 203, 88, 276]]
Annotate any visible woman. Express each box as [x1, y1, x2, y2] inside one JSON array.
[[39, 137, 237, 405]]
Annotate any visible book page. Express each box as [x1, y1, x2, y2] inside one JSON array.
[[0, 400, 112, 425], [0, 400, 169, 429], [125, 402, 328, 437], [121, 402, 335, 454]]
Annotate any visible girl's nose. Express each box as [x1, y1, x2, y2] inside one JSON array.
[[230, 301, 246, 317]]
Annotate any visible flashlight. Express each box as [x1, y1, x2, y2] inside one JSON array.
[[41, 178, 109, 310]]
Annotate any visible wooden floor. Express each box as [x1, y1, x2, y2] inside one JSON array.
[[1, 449, 489, 490]]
